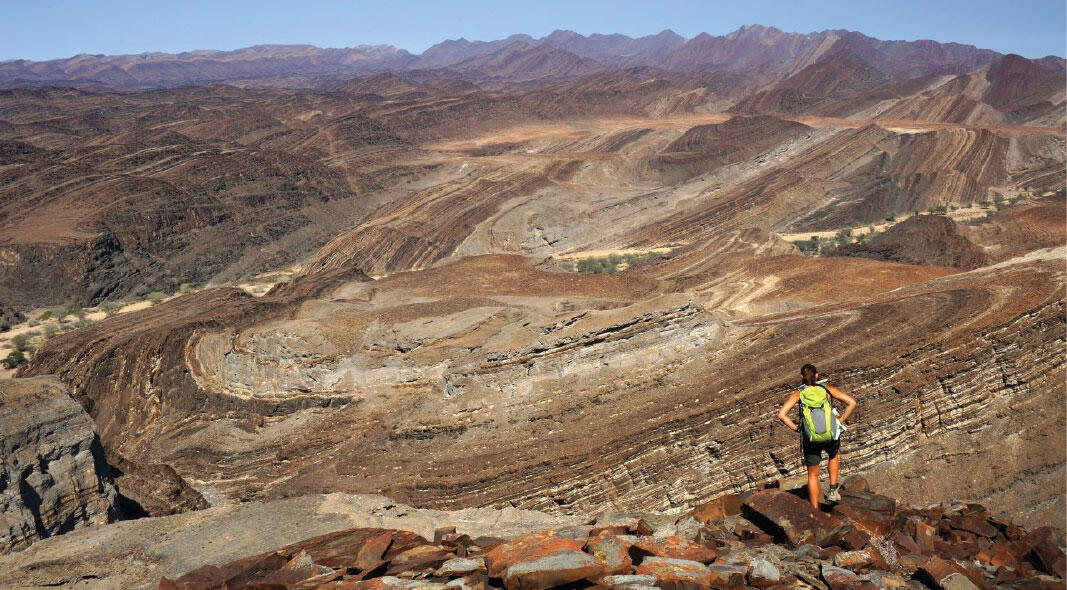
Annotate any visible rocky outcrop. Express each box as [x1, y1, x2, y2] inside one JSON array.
[[153, 487, 1065, 590], [0, 376, 119, 553]]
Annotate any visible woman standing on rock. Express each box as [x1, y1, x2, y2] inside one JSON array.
[[776, 363, 857, 509]]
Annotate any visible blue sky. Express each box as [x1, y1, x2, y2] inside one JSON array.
[[2, 0, 1064, 61]]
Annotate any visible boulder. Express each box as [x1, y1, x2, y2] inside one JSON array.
[[502, 549, 608, 590], [917, 556, 986, 590], [586, 533, 635, 575], [743, 490, 851, 547], [748, 557, 781, 588], [946, 515, 997, 539], [842, 476, 870, 491], [706, 564, 747, 590], [636, 556, 714, 590], [1027, 528, 1066, 578], [690, 494, 743, 523], [483, 530, 584, 578], [629, 535, 717, 563], [833, 505, 893, 537], [436, 557, 486, 577], [821, 565, 878, 590]]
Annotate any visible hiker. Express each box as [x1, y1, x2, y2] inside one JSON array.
[[776, 363, 857, 509]]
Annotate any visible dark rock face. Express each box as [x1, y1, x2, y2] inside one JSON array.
[[0, 376, 118, 553], [835, 215, 989, 269], [156, 487, 1067, 590]]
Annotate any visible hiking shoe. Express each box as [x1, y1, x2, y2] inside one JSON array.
[[825, 485, 841, 502]]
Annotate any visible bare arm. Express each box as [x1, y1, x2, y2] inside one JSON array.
[[777, 391, 801, 432], [826, 385, 857, 423]]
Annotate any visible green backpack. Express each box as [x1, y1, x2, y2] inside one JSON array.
[[799, 384, 839, 442]]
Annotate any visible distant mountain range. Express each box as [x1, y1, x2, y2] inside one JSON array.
[[2, 25, 1062, 90]]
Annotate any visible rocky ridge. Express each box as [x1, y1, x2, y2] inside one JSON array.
[[154, 480, 1066, 590], [0, 376, 119, 553]]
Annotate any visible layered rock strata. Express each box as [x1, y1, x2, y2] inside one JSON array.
[[0, 376, 119, 553]]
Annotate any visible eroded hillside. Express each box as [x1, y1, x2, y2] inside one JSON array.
[[2, 29, 1065, 562]]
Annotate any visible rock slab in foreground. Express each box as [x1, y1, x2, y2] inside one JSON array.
[[0, 376, 119, 553]]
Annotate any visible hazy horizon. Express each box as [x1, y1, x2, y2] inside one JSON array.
[[3, 0, 1065, 62]]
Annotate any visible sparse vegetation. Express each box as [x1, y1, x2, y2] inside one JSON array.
[[38, 310, 53, 321], [100, 301, 123, 316], [147, 291, 167, 305], [2, 350, 26, 370], [558, 251, 664, 274]]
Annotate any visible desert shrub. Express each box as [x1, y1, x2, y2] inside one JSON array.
[[147, 292, 166, 305], [2, 350, 25, 369], [43, 324, 57, 338], [100, 301, 123, 316], [885, 216, 895, 222], [928, 205, 947, 214], [10, 334, 30, 352], [38, 310, 53, 321]]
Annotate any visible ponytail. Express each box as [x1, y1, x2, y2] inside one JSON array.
[[801, 363, 817, 386]]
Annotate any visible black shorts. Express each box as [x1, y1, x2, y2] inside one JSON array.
[[801, 436, 840, 466]]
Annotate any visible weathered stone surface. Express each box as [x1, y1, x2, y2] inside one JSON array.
[[743, 490, 850, 547], [706, 563, 747, 590], [636, 556, 713, 590], [484, 530, 584, 578], [690, 494, 744, 523], [436, 557, 486, 577], [841, 477, 869, 492], [630, 535, 717, 563], [917, 556, 986, 590], [503, 549, 607, 590], [1027, 528, 1067, 578], [947, 515, 997, 538], [600, 573, 660, 589], [821, 565, 878, 590], [586, 533, 634, 575], [748, 557, 781, 588], [0, 376, 119, 553]]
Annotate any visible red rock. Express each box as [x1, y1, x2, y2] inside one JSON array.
[[837, 490, 895, 515], [503, 549, 608, 590], [1027, 528, 1066, 578], [706, 564, 747, 590], [636, 556, 713, 590], [917, 556, 985, 590], [976, 545, 1020, 570], [586, 533, 635, 575], [355, 531, 394, 571], [833, 505, 893, 537], [892, 532, 921, 555], [947, 516, 998, 539], [743, 489, 851, 547], [840, 528, 872, 551], [842, 476, 869, 491], [690, 494, 743, 523], [629, 535, 717, 563], [483, 530, 584, 578], [257, 550, 337, 586], [914, 520, 938, 553], [160, 552, 290, 589]]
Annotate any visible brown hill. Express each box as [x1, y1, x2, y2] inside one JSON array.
[[834, 214, 989, 269]]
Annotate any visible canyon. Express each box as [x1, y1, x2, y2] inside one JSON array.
[[0, 24, 1063, 590]]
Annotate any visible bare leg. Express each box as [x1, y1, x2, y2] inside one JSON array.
[[806, 465, 820, 509], [828, 455, 840, 487]]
